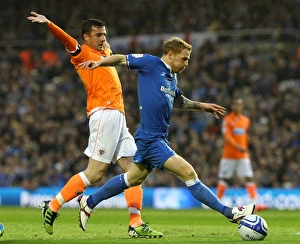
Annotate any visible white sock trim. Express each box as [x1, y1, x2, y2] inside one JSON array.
[[123, 172, 131, 187], [128, 207, 141, 215], [55, 192, 65, 206], [185, 178, 200, 187], [79, 172, 92, 186]]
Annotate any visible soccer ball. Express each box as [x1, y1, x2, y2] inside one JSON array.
[[0, 223, 4, 237], [238, 215, 268, 241]]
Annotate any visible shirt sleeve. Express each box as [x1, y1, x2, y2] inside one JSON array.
[[175, 88, 183, 99], [47, 22, 79, 54], [126, 54, 156, 72]]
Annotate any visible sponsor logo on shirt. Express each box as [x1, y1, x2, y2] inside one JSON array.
[[233, 128, 245, 135], [160, 86, 175, 97], [131, 54, 145, 58]]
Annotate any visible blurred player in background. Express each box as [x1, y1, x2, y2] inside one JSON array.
[[77, 37, 255, 231], [217, 98, 268, 211], [27, 11, 162, 238]]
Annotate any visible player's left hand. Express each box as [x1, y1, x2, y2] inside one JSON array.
[[200, 103, 226, 119], [27, 12, 50, 25], [78, 60, 98, 70]]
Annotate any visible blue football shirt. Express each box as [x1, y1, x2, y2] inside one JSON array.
[[126, 54, 182, 132]]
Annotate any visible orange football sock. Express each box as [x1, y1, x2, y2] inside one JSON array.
[[246, 182, 258, 200], [49, 173, 89, 213], [124, 185, 143, 227], [217, 181, 227, 199]]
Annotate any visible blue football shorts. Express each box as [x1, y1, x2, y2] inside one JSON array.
[[133, 130, 176, 171]]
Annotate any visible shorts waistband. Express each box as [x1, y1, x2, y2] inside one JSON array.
[[88, 106, 119, 117], [140, 125, 169, 133]]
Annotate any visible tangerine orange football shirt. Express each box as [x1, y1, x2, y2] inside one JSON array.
[[48, 22, 124, 116], [221, 112, 250, 159]]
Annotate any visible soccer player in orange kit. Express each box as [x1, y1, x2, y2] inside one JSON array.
[[217, 98, 267, 211], [27, 11, 162, 238]]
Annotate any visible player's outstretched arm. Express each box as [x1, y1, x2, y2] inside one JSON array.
[[78, 55, 127, 70], [174, 95, 227, 119], [27, 11, 77, 52], [27, 12, 50, 25]]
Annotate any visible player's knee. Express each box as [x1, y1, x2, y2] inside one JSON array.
[[127, 174, 147, 186], [181, 168, 197, 181], [128, 178, 143, 186], [84, 169, 105, 184], [117, 157, 134, 172]]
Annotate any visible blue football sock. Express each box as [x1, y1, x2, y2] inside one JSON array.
[[87, 174, 129, 209], [187, 180, 233, 219]]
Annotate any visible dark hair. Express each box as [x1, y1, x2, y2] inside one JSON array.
[[81, 19, 105, 39], [163, 37, 192, 55]]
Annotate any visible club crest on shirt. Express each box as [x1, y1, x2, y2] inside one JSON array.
[[131, 54, 145, 58], [99, 148, 105, 155]]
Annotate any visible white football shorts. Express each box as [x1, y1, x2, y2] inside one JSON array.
[[84, 109, 137, 164], [218, 158, 254, 179]]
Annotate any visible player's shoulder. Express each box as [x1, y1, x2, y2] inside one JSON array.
[[127, 54, 160, 68], [128, 53, 155, 59], [241, 113, 250, 121], [72, 44, 91, 57], [224, 112, 235, 120], [239, 114, 250, 126]]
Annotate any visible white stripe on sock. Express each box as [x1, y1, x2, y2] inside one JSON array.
[[185, 178, 200, 187], [56, 192, 65, 206], [128, 207, 140, 215], [79, 172, 91, 186], [123, 173, 131, 187]]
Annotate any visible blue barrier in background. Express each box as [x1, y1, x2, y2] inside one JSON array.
[[0, 187, 299, 210]]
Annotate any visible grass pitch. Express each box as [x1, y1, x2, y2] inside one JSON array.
[[0, 207, 299, 243]]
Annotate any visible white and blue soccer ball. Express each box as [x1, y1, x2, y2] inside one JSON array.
[[0, 223, 4, 237], [238, 214, 268, 241]]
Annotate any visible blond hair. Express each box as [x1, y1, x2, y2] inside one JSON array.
[[163, 37, 192, 55]]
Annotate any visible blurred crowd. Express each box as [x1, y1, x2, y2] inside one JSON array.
[[2, 0, 300, 39], [0, 0, 300, 189]]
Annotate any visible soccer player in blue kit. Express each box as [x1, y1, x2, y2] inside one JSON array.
[[78, 37, 255, 236]]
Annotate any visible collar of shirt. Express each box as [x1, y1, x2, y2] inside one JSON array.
[[161, 59, 174, 76]]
